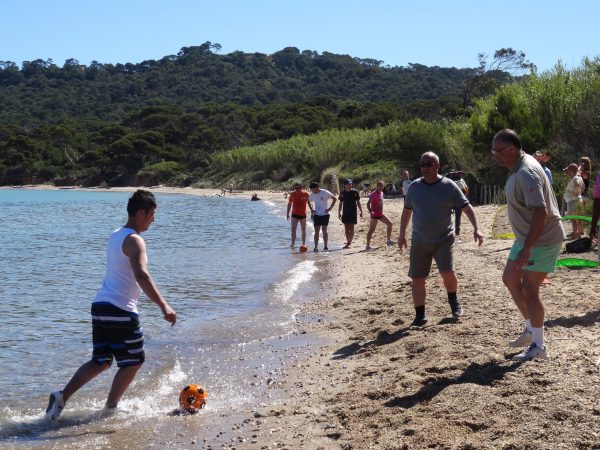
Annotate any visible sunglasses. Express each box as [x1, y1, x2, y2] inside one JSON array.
[[491, 145, 511, 154], [420, 161, 436, 167]]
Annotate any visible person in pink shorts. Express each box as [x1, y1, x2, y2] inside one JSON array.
[[365, 180, 394, 250]]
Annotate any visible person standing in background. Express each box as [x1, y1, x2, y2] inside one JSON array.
[[589, 170, 600, 261], [308, 181, 337, 252], [533, 151, 553, 185], [365, 180, 395, 250], [286, 183, 310, 248], [401, 171, 412, 200], [451, 171, 469, 236], [563, 163, 585, 239], [338, 179, 363, 248], [579, 156, 592, 199]]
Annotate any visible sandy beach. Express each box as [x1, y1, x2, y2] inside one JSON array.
[[183, 188, 599, 450], [9, 185, 600, 449]]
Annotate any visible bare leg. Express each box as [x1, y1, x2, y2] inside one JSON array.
[[299, 218, 307, 246], [365, 218, 378, 248], [62, 360, 111, 403], [440, 271, 458, 293], [290, 217, 299, 247], [314, 225, 321, 250], [322, 226, 329, 249], [411, 277, 427, 307], [344, 224, 351, 245], [522, 271, 548, 328], [502, 261, 529, 319], [379, 215, 393, 240], [105, 364, 142, 408], [571, 219, 581, 239]]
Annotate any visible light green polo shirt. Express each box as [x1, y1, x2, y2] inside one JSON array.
[[505, 152, 565, 246]]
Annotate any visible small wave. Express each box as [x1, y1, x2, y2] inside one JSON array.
[[270, 260, 318, 303]]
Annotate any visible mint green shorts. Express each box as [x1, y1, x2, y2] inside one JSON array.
[[508, 241, 562, 273]]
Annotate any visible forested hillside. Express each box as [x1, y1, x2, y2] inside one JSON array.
[[0, 43, 516, 186], [208, 58, 600, 193], [0, 42, 477, 123]]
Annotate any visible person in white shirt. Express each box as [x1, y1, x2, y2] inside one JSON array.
[[401, 171, 412, 200], [563, 163, 585, 239], [308, 181, 337, 252]]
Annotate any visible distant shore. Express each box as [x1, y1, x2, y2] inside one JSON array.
[[1, 184, 290, 202]]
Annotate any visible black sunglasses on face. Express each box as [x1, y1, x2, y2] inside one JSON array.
[[420, 162, 436, 167]]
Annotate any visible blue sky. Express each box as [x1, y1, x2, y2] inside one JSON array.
[[2, 0, 599, 72]]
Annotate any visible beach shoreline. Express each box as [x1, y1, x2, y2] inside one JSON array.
[[174, 191, 600, 449], [7, 185, 600, 448]]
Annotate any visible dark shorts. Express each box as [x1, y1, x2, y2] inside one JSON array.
[[313, 214, 330, 227], [341, 213, 357, 225], [409, 235, 455, 278], [91, 302, 145, 367], [291, 213, 306, 220]]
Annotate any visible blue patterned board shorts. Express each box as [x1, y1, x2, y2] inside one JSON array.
[[91, 302, 145, 367]]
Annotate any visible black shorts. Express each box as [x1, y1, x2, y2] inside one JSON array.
[[313, 214, 330, 227], [341, 214, 357, 225], [91, 302, 145, 367], [291, 213, 306, 220]]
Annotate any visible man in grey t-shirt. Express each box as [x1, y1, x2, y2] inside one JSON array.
[[398, 152, 484, 326], [493, 129, 564, 362]]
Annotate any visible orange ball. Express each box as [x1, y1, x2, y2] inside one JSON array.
[[179, 384, 208, 412]]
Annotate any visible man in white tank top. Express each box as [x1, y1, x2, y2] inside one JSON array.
[[45, 190, 176, 421]]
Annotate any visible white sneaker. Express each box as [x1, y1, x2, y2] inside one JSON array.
[[45, 390, 65, 421], [512, 343, 549, 361], [508, 329, 532, 348]]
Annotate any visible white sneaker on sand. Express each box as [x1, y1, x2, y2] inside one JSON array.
[[45, 390, 65, 421], [508, 329, 532, 348], [512, 343, 549, 361]]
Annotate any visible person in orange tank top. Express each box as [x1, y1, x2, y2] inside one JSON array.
[[286, 183, 311, 248]]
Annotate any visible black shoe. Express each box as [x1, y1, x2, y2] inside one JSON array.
[[411, 317, 428, 327], [449, 299, 463, 318]]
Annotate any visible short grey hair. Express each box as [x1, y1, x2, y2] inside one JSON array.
[[420, 152, 439, 163]]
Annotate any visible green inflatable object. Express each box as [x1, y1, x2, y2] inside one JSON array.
[[561, 215, 592, 222], [556, 258, 600, 268]]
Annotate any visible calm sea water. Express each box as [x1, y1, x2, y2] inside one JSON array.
[[0, 188, 324, 447]]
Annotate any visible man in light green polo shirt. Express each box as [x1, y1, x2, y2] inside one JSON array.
[[492, 129, 565, 361]]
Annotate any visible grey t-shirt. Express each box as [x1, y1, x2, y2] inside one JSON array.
[[404, 176, 469, 244], [505, 152, 565, 245]]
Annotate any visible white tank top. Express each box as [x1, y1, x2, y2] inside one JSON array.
[[93, 227, 143, 313]]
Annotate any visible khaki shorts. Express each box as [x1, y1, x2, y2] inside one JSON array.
[[409, 235, 455, 278]]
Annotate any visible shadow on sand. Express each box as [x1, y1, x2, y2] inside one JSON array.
[[384, 360, 523, 409], [332, 326, 411, 360], [545, 309, 600, 329]]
